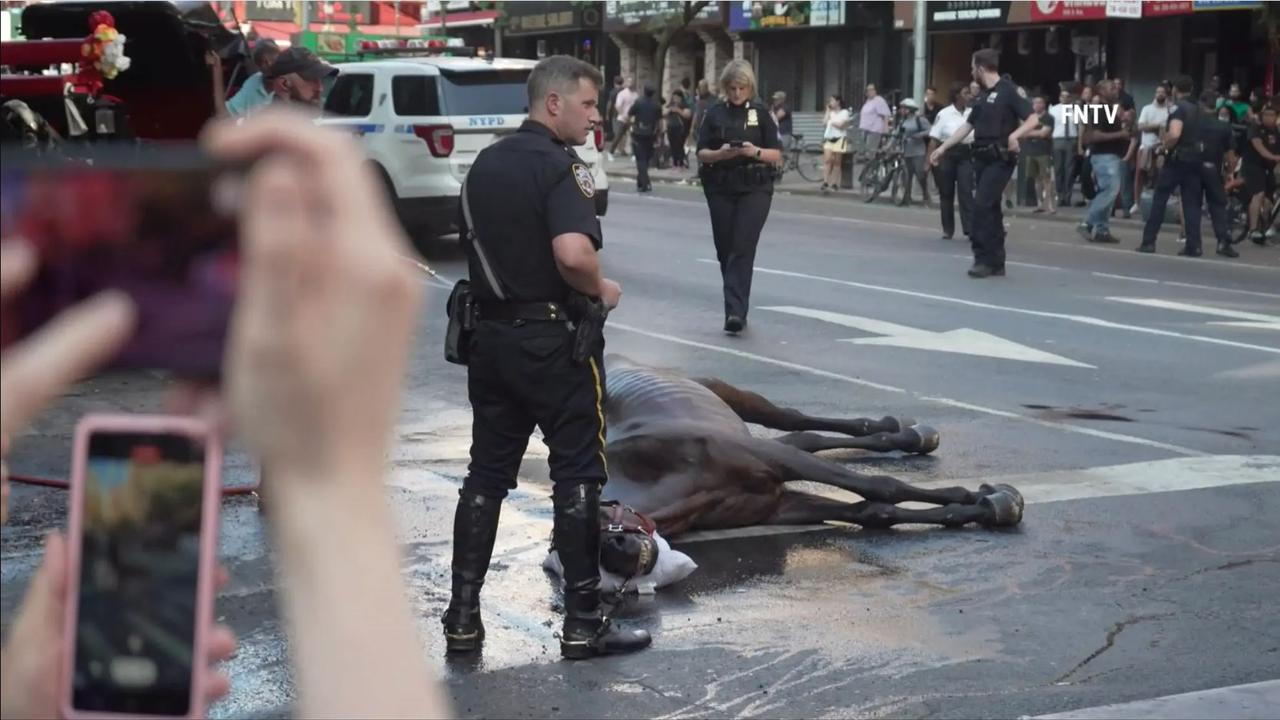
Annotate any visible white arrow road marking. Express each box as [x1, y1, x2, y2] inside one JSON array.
[[1108, 297, 1280, 331], [761, 305, 1095, 368]]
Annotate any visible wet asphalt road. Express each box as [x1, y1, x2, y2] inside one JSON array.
[[3, 186, 1279, 719]]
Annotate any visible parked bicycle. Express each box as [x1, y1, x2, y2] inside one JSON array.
[[779, 133, 824, 183], [862, 145, 908, 205]]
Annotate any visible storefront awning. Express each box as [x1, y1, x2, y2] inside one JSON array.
[[247, 21, 432, 44], [418, 10, 499, 30]]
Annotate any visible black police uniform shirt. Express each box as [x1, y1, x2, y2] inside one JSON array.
[[1200, 114, 1234, 167], [1164, 99, 1203, 161], [696, 98, 781, 192], [967, 78, 1032, 146], [460, 120, 601, 303], [1243, 122, 1280, 170], [628, 97, 663, 139], [1087, 102, 1129, 156]]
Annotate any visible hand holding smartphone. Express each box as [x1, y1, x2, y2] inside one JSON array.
[[61, 414, 222, 719]]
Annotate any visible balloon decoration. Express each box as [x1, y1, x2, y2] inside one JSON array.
[[77, 10, 131, 94]]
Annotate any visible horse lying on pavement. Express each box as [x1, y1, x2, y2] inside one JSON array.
[[599, 356, 1024, 538]]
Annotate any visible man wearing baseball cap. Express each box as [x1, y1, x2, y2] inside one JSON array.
[[264, 47, 337, 110]]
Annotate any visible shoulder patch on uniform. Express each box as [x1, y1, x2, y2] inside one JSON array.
[[572, 162, 595, 198]]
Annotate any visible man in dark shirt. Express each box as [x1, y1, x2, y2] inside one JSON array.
[[1241, 104, 1279, 244], [1024, 95, 1055, 213], [931, 49, 1038, 278], [1078, 79, 1129, 243], [1138, 75, 1205, 256], [445, 55, 650, 660], [1198, 91, 1239, 257], [627, 86, 662, 192]]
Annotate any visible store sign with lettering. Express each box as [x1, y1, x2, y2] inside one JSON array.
[[922, 2, 1011, 30], [1105, 0, 1141, 18], [1142, 1, 1192, 16], [727, 1, 846, 31], [1030, 0, 1108, 22], [603, 1, 720, 31], [244, 0, 297, 22]]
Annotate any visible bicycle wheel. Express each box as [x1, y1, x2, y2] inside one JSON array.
[[795, 146, 825, 183], [866, 162, 894, 203], [858, 156, 878, 195], [891, 165, 909, 206]]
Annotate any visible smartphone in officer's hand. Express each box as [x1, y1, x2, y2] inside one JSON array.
[[0, 145, 241, 380], [729, 140, 745, 148], [61, 413, 222, 719]]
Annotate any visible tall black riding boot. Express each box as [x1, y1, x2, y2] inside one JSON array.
[[441, 489, 502, 654], [553, 483, 652, 660]]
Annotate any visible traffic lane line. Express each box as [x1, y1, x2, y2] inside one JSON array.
[[722, 262, 1280, 356], [607, 193, 1280, 301], [608, 320, 1207, 458], [611, 190, 1280, 276]]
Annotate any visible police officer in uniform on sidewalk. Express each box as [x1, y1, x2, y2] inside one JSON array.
[[1137, 76, 1205, 257], [442, 55, 651, 660], [1197, 90, 1239, 258], [697, 59, 783, 334], [930, 49, 1039, 278]]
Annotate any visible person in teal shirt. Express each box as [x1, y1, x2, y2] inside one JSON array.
[[225, 40, 280, 119]]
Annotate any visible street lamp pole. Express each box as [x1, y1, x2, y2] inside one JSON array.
[[913, 0, 927, 103]]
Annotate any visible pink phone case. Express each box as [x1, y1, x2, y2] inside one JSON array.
[[60, 414, 222, 720]]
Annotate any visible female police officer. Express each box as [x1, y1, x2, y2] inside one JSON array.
[[697, 59, 782, 334]]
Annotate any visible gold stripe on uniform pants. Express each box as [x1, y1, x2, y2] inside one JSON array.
[[588, 357, 608, 474]]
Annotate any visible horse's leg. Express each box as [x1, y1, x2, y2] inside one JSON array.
[[748, 437, 1018, 511], [694, 377, 908, 437], [774, 427, 940, 455], [767, 490, 1008, 529], [644, 490, 725, 537]]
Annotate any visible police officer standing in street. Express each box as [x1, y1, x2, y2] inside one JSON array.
[[930, 49, 1038, 278], [1197, 90, 1240, 257], [1137, 76, 1205, 257], [697, 59, 783, 333], [442, 55, 651, 660]]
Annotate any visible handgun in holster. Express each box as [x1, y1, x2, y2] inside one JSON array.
[[444, 279, 476, 366], [566, 292, 609, 364]]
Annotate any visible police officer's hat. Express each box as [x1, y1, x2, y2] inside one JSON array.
[[899, 98, 920, 111]]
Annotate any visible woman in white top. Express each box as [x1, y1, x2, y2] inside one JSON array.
[[927, 82, 975, 239], [821, 95, 852, 193]]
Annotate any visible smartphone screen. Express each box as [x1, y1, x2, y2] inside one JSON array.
[[0, 146, 240, 378], [71, 430, 207, 716]]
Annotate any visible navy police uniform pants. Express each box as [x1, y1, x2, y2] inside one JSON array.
[[1198, 163, 1230, 247], [1141, 159, 1203, 252], [464, 320, 607, 499], [972, 154, 1016, 268], [705, 188, 773, 320], [934, 151, 974, 239]]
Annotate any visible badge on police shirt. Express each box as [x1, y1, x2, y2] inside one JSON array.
[[572, 162, 595, 198], [747, 108, 759, 127]]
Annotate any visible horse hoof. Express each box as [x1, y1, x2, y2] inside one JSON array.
[[979, 483, 1024, 511], [979, 490, 1023, 527], [904, 425, 940, 454]]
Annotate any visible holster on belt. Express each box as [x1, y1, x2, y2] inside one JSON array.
[[699, 163, 776, 188], [565, 292, 608, 364], [973, 144, 1013, 164], [445, 279, 477, 366]]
